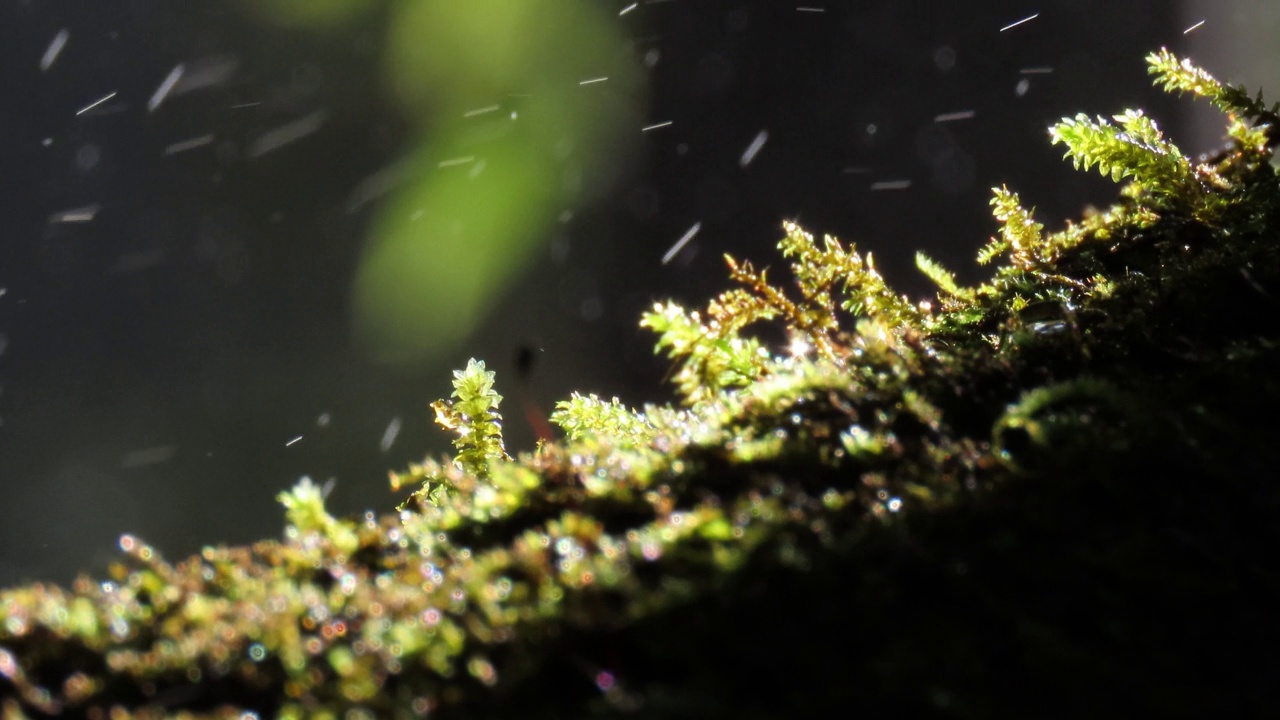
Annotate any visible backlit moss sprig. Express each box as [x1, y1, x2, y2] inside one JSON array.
[[1049, 109, 1197, 200], [774, 220, 922, 343], [1147, 47, 1280, 133], [971, 49, 1279, 290], [390, 359, 510, 508], [976, 185, 1047, 269], [641, 296, 775, 405], [551, 393, 655, 447], [277, 477, 360, 557], [3, 49, 1279, 719], [642, 221, 927, 405], [433, 359, 509, 479]]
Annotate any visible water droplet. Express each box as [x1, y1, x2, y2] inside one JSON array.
[[74, 143, 101, 172], [933, 45, 957, 72], [1028, 320, 1068, 335], [595, 670, 616, 691]]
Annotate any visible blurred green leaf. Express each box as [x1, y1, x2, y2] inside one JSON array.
[[243, 0, 645, 364]]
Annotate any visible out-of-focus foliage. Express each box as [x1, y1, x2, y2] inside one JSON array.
[[243, 0, 645, 363]]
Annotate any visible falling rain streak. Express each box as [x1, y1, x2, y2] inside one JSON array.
[[165, 56, 239, 98], [121, 446, 178, 469], [437, 156, 476, 168], [870, 180, 912, 191], [164, 135, 215, 156], [739, 130, 768, 167], [999, 13, 1039, 32], [380, 417, 403, 452], [39, 29, 68, 72], [246, 111, 327, 158], [49, 204, 100, 223], [76, 92, 116, 116], [463, 105, 500, 118], [662, 222, 701, 264], [147, 64, 184, 112]]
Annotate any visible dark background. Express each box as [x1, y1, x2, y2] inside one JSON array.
[[0, 0, 1273, 586]]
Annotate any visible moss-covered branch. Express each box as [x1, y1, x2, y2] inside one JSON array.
[[4, 49, 1280, 719]]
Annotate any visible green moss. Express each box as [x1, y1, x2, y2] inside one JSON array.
[[3, 49, 1280, 718]]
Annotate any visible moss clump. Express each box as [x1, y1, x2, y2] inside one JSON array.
[[3, 50, 1280, 719]]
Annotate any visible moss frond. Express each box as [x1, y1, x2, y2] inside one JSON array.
[[277, 477, 360, 556], [915, 251, 969, 299], [434, 359, 509, 479], [1049, 111, 1195, 199], [977, 185, 1045, 268], [5, 48, 1280, 719], [390, 359, 510, 509], [640, 299, 774, 405], [1147, 47, 1280, 126], [550, 393, 654, 446], [992, 377, 1139, 475], [777, 220, 921, 330]]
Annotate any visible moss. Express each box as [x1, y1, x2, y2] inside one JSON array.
[[3, 49, 1280, 718]]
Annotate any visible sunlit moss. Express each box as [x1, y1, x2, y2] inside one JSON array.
[[3, 49, 1279, 718]]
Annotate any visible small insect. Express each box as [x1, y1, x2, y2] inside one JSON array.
[[513, 342, 555, 443], [514, 343, 540, 381]]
